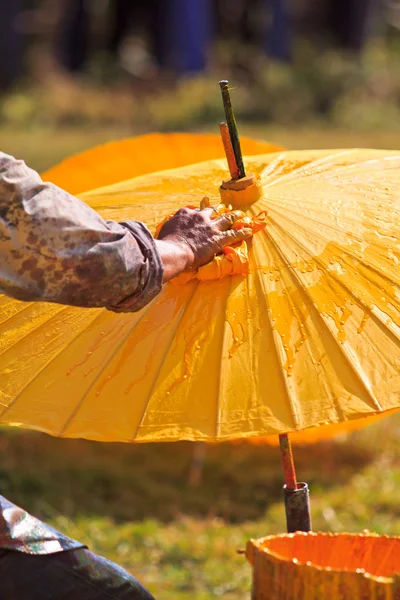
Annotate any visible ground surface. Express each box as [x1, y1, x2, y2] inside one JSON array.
[[1, 126, 399, 599]]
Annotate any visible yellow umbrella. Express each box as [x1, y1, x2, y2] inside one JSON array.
[[41, 132, 389, 447], [1, 79, 400, 543], [1, 146, 400, 445]]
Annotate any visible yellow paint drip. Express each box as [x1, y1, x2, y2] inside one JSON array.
[[225, 277, 264, 358], [357, 313, 369, 335], [166, 296, 214, 396], [96, 288, 184, 397], [259, 231, 400, 377], [226, 312, 247, 358]]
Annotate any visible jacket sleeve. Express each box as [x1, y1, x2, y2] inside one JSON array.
[[0, 153, 164, 312]]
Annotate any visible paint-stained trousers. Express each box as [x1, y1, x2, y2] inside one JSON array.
[[0, 548, 155, 599]]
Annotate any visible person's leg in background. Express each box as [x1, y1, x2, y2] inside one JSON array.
[[0, 547, 155, 600], [55, 0, 90, 72]]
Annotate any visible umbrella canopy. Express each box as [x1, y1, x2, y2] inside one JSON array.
[[1, 147, 399, 443], [42, 132, 282, 195], [44, 135, 388, 445]]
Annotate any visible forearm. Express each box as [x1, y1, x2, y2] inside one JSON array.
[[0, 153, 164, 312]]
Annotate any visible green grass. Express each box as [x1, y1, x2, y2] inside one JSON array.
[[1, 126, 400, 599], [1, 415, 399, 599]]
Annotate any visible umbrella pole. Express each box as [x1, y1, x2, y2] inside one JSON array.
[[219, 122, 240, 180], [219, 80, 246, 179], [279, 433, 311, 533]]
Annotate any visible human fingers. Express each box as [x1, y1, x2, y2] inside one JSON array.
[[221, 227, 253, 245], [214, 211, 242, 231], [200, 206, 219, 218], [200, 197, 210, 210]]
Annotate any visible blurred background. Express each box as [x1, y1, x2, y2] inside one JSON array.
[[2, 0, 400, 170], [1, 2, 400, 600]]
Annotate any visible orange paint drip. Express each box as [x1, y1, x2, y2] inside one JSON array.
[[66, 318, 129, 376], [95, 291, 183, 397], [84, 364, 102, 377], [165, 330, 206, 396], [123, 336, 159, 396]]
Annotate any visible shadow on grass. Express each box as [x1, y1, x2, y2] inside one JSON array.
[[0, 429, 375, 524]]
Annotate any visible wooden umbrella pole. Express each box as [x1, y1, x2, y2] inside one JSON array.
[[219, 122, 240, 180], [279, 433, 312, 533], [219, 80, 246, 179], [279, 433, 298, 489]]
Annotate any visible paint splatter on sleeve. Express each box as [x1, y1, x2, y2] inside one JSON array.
[[0, 153, 164, 311]]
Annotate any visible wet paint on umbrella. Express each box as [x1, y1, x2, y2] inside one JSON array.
[[1, 148, 400, 443]]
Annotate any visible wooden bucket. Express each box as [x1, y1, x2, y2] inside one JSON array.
[[246, 531, 400, 599]]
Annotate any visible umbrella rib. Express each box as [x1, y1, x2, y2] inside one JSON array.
[[263, 196, 400, 263], [57, 299, 159, 437], [254, 242, 345, 419], [263, 228, 383, 412], [325, 153, 400, 173], [270, 217, 400, 344], [0, 306, 104, 420], [255, 196, 400, 304], [0, 304, 68, 362], [252, 246, 336, 420], [267, 224, 383, 410], [0, 300, 36, 329], [130, 282, 201, 441], [251, 207, 299, 429], [251, 241, 300, 430], [215, 274, 234, 439], [0, 294, 35, 318], [260, 150, 354, 189], [270, 213, 397, 289], [296, 291, 383, 412], [263, 198, 359, 233]]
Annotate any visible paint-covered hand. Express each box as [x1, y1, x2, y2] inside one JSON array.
[[157, 206, 253, 271]]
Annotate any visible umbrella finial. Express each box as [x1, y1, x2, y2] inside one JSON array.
[[219, 80, 246, 180], [218, 80, 263, 208]]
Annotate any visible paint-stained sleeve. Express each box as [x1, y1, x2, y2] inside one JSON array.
[[0, 153, 164, 311]]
